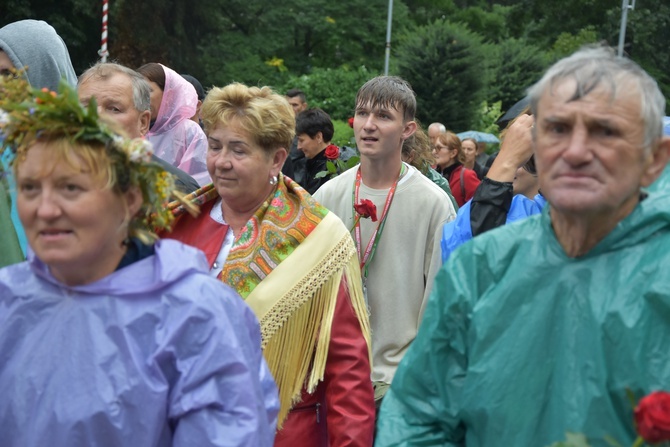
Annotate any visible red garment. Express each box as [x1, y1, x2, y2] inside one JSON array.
[[448, 164, 481, 207], [161, 204, 375, 447], [159, 199, 223, 265], [274, 281, 375, 447]]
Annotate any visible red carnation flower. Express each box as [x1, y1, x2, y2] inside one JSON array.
[[635, 391, 670, 444], [348, 117, 354, 128], [354, 199, 378, 222]]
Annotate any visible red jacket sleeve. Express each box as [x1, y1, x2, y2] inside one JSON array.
[[449, 166, 482, 207], [462, 168, 481, 205], [323, 280, 375, 447]]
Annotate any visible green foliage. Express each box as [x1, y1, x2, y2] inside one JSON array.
[[274, 66, 375, 121], [607, 2, 670, 112], [395, 19, 487, 132], [332, 119, 355, 147], [401, 0, 457, 26], [449, 4, 513, 42], [315, 155, 360, 179], [485, 37, 550, 112], [551, 27, 600, 60], [0, 0, 101, 74], [2, 0, 670, 115], [472, 100, 502, 136]]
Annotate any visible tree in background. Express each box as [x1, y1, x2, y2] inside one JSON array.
[[550, 26, 600, 60], [395, 20, 487, 132], [484, 37, 549, 112], [1, 0, 669, 119], [604, 1, 670, 103], [0, 0, 100, 74]]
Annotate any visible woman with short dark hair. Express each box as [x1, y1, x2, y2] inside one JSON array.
[[295, 107, 341, 194]]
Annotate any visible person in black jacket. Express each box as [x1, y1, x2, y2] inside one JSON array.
[[295, 108, 340, 194], [281, 88, 308, 183]]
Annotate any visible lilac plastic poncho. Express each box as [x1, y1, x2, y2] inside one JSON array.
[[147, 64, 210, 185], [0, 239, 279, 446]]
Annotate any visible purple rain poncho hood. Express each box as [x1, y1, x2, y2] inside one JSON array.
[[146, 64, 210, 186], [0, 239, 279, 447]]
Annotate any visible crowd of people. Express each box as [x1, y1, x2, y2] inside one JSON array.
[[0, 18, 669, 447]]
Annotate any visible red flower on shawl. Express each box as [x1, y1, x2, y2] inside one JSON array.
[[347, 117, 354, 128], [324, 144, 340, 160], [354, 199, 378, 222], [635, 391, 670, 444]]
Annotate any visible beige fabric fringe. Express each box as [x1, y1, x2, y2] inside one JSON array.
[[254, 231, 371, 428]]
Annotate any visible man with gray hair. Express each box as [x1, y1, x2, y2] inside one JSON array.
[[376, 46, 670, 446], [427, 122, 446, 146], [78, 62, 199, 193]]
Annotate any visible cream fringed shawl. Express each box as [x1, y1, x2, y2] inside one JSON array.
[[245, 211, 371, 426], [170, 177, 372, 427]]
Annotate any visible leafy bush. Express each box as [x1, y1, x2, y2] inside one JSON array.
[[274, 66, 375, 121], [332, 119, 355, 147]]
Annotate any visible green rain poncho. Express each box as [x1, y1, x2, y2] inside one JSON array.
[[376, 191, 670, 447]]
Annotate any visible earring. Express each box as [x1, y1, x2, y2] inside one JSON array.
[[269, 175, 278, 186]]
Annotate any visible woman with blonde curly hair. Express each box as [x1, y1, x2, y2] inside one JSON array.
[[163, 83, 375, 447]]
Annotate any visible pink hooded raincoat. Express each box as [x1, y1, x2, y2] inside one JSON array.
[[147, 64, 210, 185]]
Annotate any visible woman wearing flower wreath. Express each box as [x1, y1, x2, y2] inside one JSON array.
[[295, 107, 342, 194], [162, 83, 375, 447], [0, 78, 279, 446]]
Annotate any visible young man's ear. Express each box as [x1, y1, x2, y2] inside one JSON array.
[[402, 120, 417, 141]]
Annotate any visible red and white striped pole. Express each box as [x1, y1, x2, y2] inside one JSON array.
[[98, 0, 109, 62]]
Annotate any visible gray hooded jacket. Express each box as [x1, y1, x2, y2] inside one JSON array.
[[0, 19, 77, 90]]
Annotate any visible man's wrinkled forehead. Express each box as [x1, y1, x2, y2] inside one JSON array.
[[538, 75, 639, 112], [80, 73, 133, 99]]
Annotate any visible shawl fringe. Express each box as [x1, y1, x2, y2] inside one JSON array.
[[261, 233, 371, 427]]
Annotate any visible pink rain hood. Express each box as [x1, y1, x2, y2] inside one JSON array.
[[147, 64, 210, 185]]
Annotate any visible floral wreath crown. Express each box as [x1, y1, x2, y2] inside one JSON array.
[[0, 71, 186, 241]]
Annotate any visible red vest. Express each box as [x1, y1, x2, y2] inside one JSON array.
[[160, 200, 229, 268]]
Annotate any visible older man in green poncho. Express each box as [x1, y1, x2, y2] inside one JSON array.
[[375, 46, 670, 447]]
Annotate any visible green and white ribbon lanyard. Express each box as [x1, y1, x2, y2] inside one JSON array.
[[352, 164, 406, 299]]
